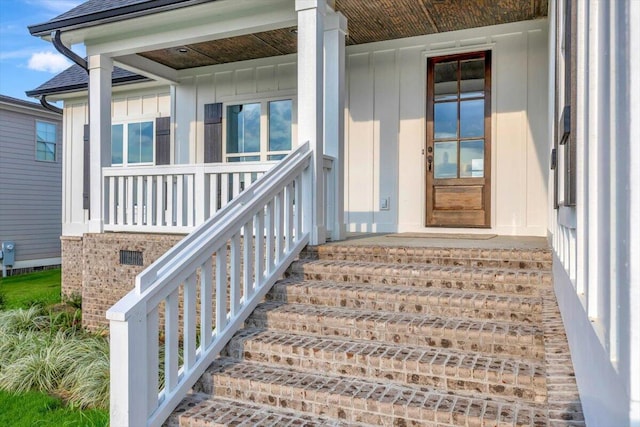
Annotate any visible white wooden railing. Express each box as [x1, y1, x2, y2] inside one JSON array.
[[102, 162, 275, 233], [106, 142, 312, 427]]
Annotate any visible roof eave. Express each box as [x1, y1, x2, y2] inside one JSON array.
[[26, 75, 151, 98], [28, 0, 215, 37]]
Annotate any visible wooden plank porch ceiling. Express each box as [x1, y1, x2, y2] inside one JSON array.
[[139, 0, 548, 69]]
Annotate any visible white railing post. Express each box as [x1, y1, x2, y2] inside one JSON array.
[[109, 305, 148, 427]]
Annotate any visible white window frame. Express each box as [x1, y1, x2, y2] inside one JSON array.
[[35, 120, 58, 162], [110, 116, 157, 167], [222, 94, 297, 162]]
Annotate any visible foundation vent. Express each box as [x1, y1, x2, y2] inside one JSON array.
[[120, 250, 143, 266]]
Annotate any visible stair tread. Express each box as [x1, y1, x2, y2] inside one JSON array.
[[176, 393, 362, 427], [270, 278, 542, 319], [293, 258, 551, 278], [205, 357, 548, 426], [226, 328, 547, 402], [247, 301, 544, 360]]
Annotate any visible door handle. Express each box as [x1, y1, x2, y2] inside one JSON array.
[[427, 155, 433, 171]]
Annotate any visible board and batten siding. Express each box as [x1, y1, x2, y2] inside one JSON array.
[[345, 19, 549, 235], [62, 89, 170, 236], [0, 100, 62, 268], [60, 19, 548, 237]]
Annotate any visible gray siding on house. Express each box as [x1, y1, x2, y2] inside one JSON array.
[[0, 97, 62, 267]]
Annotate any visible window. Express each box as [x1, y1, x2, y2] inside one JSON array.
[[225, 99, 293, 162], [111, 121, 154, 165], [36, 121, 57, 161]]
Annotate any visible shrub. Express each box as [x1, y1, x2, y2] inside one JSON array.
[[0, 308, 109, 409]]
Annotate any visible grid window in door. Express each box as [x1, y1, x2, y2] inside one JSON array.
[[432, 56, 487, 179]]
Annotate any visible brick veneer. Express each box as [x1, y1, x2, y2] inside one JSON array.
[[60, 236, 83, 299], [78, 233, 183, 330]]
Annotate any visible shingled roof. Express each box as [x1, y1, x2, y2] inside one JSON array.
[[26, 64, 149, 98], [28, 0, 214, 36]]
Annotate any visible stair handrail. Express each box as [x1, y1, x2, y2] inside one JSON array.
[[107, 141, 312, 427]]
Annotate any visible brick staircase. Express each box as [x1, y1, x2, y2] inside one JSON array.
[[170, 242, 584, 426]]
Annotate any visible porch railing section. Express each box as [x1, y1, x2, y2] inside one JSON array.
[[102, 162, 275, 233], [106, 142, 312, 427]]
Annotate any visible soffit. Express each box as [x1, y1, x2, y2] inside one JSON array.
[[139, 0, 547, 70]]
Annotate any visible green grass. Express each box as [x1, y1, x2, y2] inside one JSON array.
[[0, 269, 61, 309], [0, 389, 108, 427]]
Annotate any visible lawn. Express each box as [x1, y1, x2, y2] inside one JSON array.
[[0, 269, 109, 425], [0, 268, 62, 309], [0, 390, 108, 427]]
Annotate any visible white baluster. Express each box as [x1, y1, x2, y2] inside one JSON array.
[[200, 258, 213, 350], [176, 175, 184, 227], [146, 307, 159, 416], [216, 245, 228, 333], [183, 272, 197, 370], [117, 176, 125, 225], [126, 177, 134, 225], [166, 176, 174, 226], [164, 288, 179, 392], [156, 176, 163, 226], [275, 191, 284, 264], [265, 201, 274, 273], [230, 233, 241, 318], [243, 218, 254, 298], [254, 210, 264, 288]]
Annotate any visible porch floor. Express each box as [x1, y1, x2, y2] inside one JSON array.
[[330, 232, 549, 250]]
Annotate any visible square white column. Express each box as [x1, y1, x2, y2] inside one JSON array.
[[296, 0, 326, 244], [88, 54, 113, 233], [324, 11, 347, 241]]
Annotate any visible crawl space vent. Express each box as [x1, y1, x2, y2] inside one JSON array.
[[120, 250, 143, 266]]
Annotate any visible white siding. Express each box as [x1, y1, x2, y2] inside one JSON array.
[[62, 89, 170, 236], [0, 103, 62, 267], [345, 19, 549, 235], [60, 19, 549, 237]]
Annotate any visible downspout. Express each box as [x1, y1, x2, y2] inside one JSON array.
[[52, 30, 87, 71], [39, 96, 63, 114], [39, 30, 89, 114]]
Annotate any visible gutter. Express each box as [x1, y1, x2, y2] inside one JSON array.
[[28, 0, 216, 37], [38, 96, 63, 114]]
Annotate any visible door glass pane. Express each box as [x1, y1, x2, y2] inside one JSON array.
[[460, 140, 484, 178], [460, 99, 484, 138], [111, 124, 123, 164], [460, 58, 484, 98], [434, 61, 457, 101], [268, 100, 292, 152], [227, 155, 261, 162], [434, 102, 458, 139], [434, 141, 458, 178], [227, 103, 260, 154]]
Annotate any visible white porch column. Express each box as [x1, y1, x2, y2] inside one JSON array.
[[324, 11, 347, 241], [88, 54, 113, 233], [296, 0, 326, 245]]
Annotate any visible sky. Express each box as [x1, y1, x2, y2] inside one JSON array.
[[0, 0, 85, 102]]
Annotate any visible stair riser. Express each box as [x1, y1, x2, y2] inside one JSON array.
[[287, 268, 548, 297], [267, 284, 542, 323], [245, 312, 544, 360], [301, 253, 552, 270], [224, 338, 546, 403], [301, 247, 552, 268]]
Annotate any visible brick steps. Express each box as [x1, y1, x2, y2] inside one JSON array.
[[301, 245, 552, 270], [197, 357, 548, 427], [268, 278, 542, 323], [287, 259, 551, 296], [246, 301, 544, 360], [224, 328, 547, 403], [171, 240, 582, 427], [172, 392, 361, 426]]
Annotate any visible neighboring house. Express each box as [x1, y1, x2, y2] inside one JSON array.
[[26, 0, 638, 426], [0, 95, 62, 276]]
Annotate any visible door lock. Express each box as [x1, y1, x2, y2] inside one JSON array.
[[427, 155, 433, 171]]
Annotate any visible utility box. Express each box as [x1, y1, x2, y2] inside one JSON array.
[[1, 241, 16, 266]]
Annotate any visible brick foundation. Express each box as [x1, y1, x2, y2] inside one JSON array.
[[61, 236, 83, 299], [62, 233, 184, 331]]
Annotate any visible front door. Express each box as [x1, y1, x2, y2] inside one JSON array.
[[426, 51, 491, 227]]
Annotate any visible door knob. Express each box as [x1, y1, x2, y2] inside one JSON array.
[[427, 155, 433, 171]]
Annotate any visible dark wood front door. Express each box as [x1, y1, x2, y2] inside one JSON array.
[[426, 51, 491, 227]]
